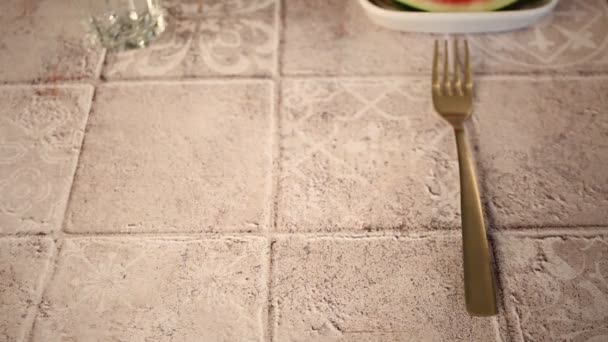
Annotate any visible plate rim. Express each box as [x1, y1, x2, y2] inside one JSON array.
[[360, 0, 561, 18]]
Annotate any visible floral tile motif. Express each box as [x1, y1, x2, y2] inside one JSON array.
[[164, 0, 275, 18], [0, 237, 54, 342], [475, 78, 608, 228], [278, 79, 459, 232], [32, 237, 267, 341], [0, 0, 103, 83], [496, 234, 608, 342], [469, 0, 608, 73], [0, 86, 93, 234], [65, 82, 272, 233], [272, 236, 496, 342], [103, 5, 275, 79]]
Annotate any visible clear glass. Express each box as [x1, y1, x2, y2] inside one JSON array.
[[87, 0, 166, 51]]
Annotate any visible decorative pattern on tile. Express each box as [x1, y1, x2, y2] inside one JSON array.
[[0, 0, 103, 83], [32, 237, 266, 342], [469, 0, 608, 73], [164, 0, 275, 18], [65, 82, 272, 233], [278, 79, 459, 232], [475, 78, 608, 228], [103, 3, 275, 79], [0, 237, 53, 342], [272, 236, 495, 342], [496, 234, 608, 342], [283, 0, 608, 76], [0, 86, 93, 234]]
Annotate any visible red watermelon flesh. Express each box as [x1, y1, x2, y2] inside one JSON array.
[[394, 0, 521, 12]]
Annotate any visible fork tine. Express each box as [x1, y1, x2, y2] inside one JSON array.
[[443, 40, 451, 95], [464, 39, 473, 93], [454, 39, 463, 96], [432, 40, 440, 93]]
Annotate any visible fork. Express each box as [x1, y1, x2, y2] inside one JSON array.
[[432, 39, 497, 317]]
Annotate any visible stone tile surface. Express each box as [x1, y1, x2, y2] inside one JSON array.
[[164, 0, 275, 18], [0, 0, 103, 83], [66, 82, 272, 233], [103, 2, 275, 79], [0, 86, 93, 234], [278, 79, 459, 232], [282, 0, 432, 76], [468, 0, 608, 74], [0, 237, 54, 342], [475, 78, 608, 228], [495, 233, 608, 342], [32, 237, 267, 342], [282, 0, 608, 76], [272, 236, 496, 342]]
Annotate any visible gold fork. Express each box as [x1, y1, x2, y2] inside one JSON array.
[[432, 39, 497, 317]]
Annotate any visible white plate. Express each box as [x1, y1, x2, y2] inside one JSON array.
[[359, 0, 560, 33]]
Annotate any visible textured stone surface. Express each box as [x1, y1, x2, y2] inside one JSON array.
[[468, 0, 608, 74], [282, 0, 431, 76], [103, 2, 276, 79], [277, 79, 459, 232], [475, 78, 608, 228], [0, 86, 93, 234], [164, 0, 275, 18], [0, 0, 103, 83], [495, 233, 608, 342], [282, 0, 608, 76], [66, 82, 272, 233], [272, 236, 496, 342], [0, 238, 54, 342], [32, 237, 267, 341]]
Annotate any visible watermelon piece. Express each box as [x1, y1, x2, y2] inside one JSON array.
[[393, 0, 521, 12]]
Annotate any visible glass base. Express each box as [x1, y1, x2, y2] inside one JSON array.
[[90, 9, 166, 51]]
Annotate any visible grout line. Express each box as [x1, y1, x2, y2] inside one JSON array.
[[277, 0, 286, 78], [94, 77, 275, 87], [270, 77, 282, 234], [94, 48, 108, 80], [19, 235, 59, 342], [2, 225, 607, 240], [259, 72, 608, 80], [510, 306, 526, 342], [2, 72, 607, 89], [271, 0, 281, 79], [492, 226, 608, 238], [492, 316, 504, 342], [266, 1, 282, 338], [266, 239, 277, 342]]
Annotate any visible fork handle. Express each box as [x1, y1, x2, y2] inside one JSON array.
[[454, 128, 497, 317]]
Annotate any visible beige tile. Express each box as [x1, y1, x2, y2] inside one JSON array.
[[468, 0, 608, 74], [495, 233, 608, 342], [282, 0, 432, 76], [32, 237, 267, 342], [0, 0, 103, 83], [282, 0, 608, 76], [475, 78, 608, 228], [66, 82, 272, 233], [164, 0, 275, 18], [278, 79, 459, 232], [0, 86, 93, 234], [103, 6, 276, 79], [0, 237, 54, 342], [272, 236, 496, 342]]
